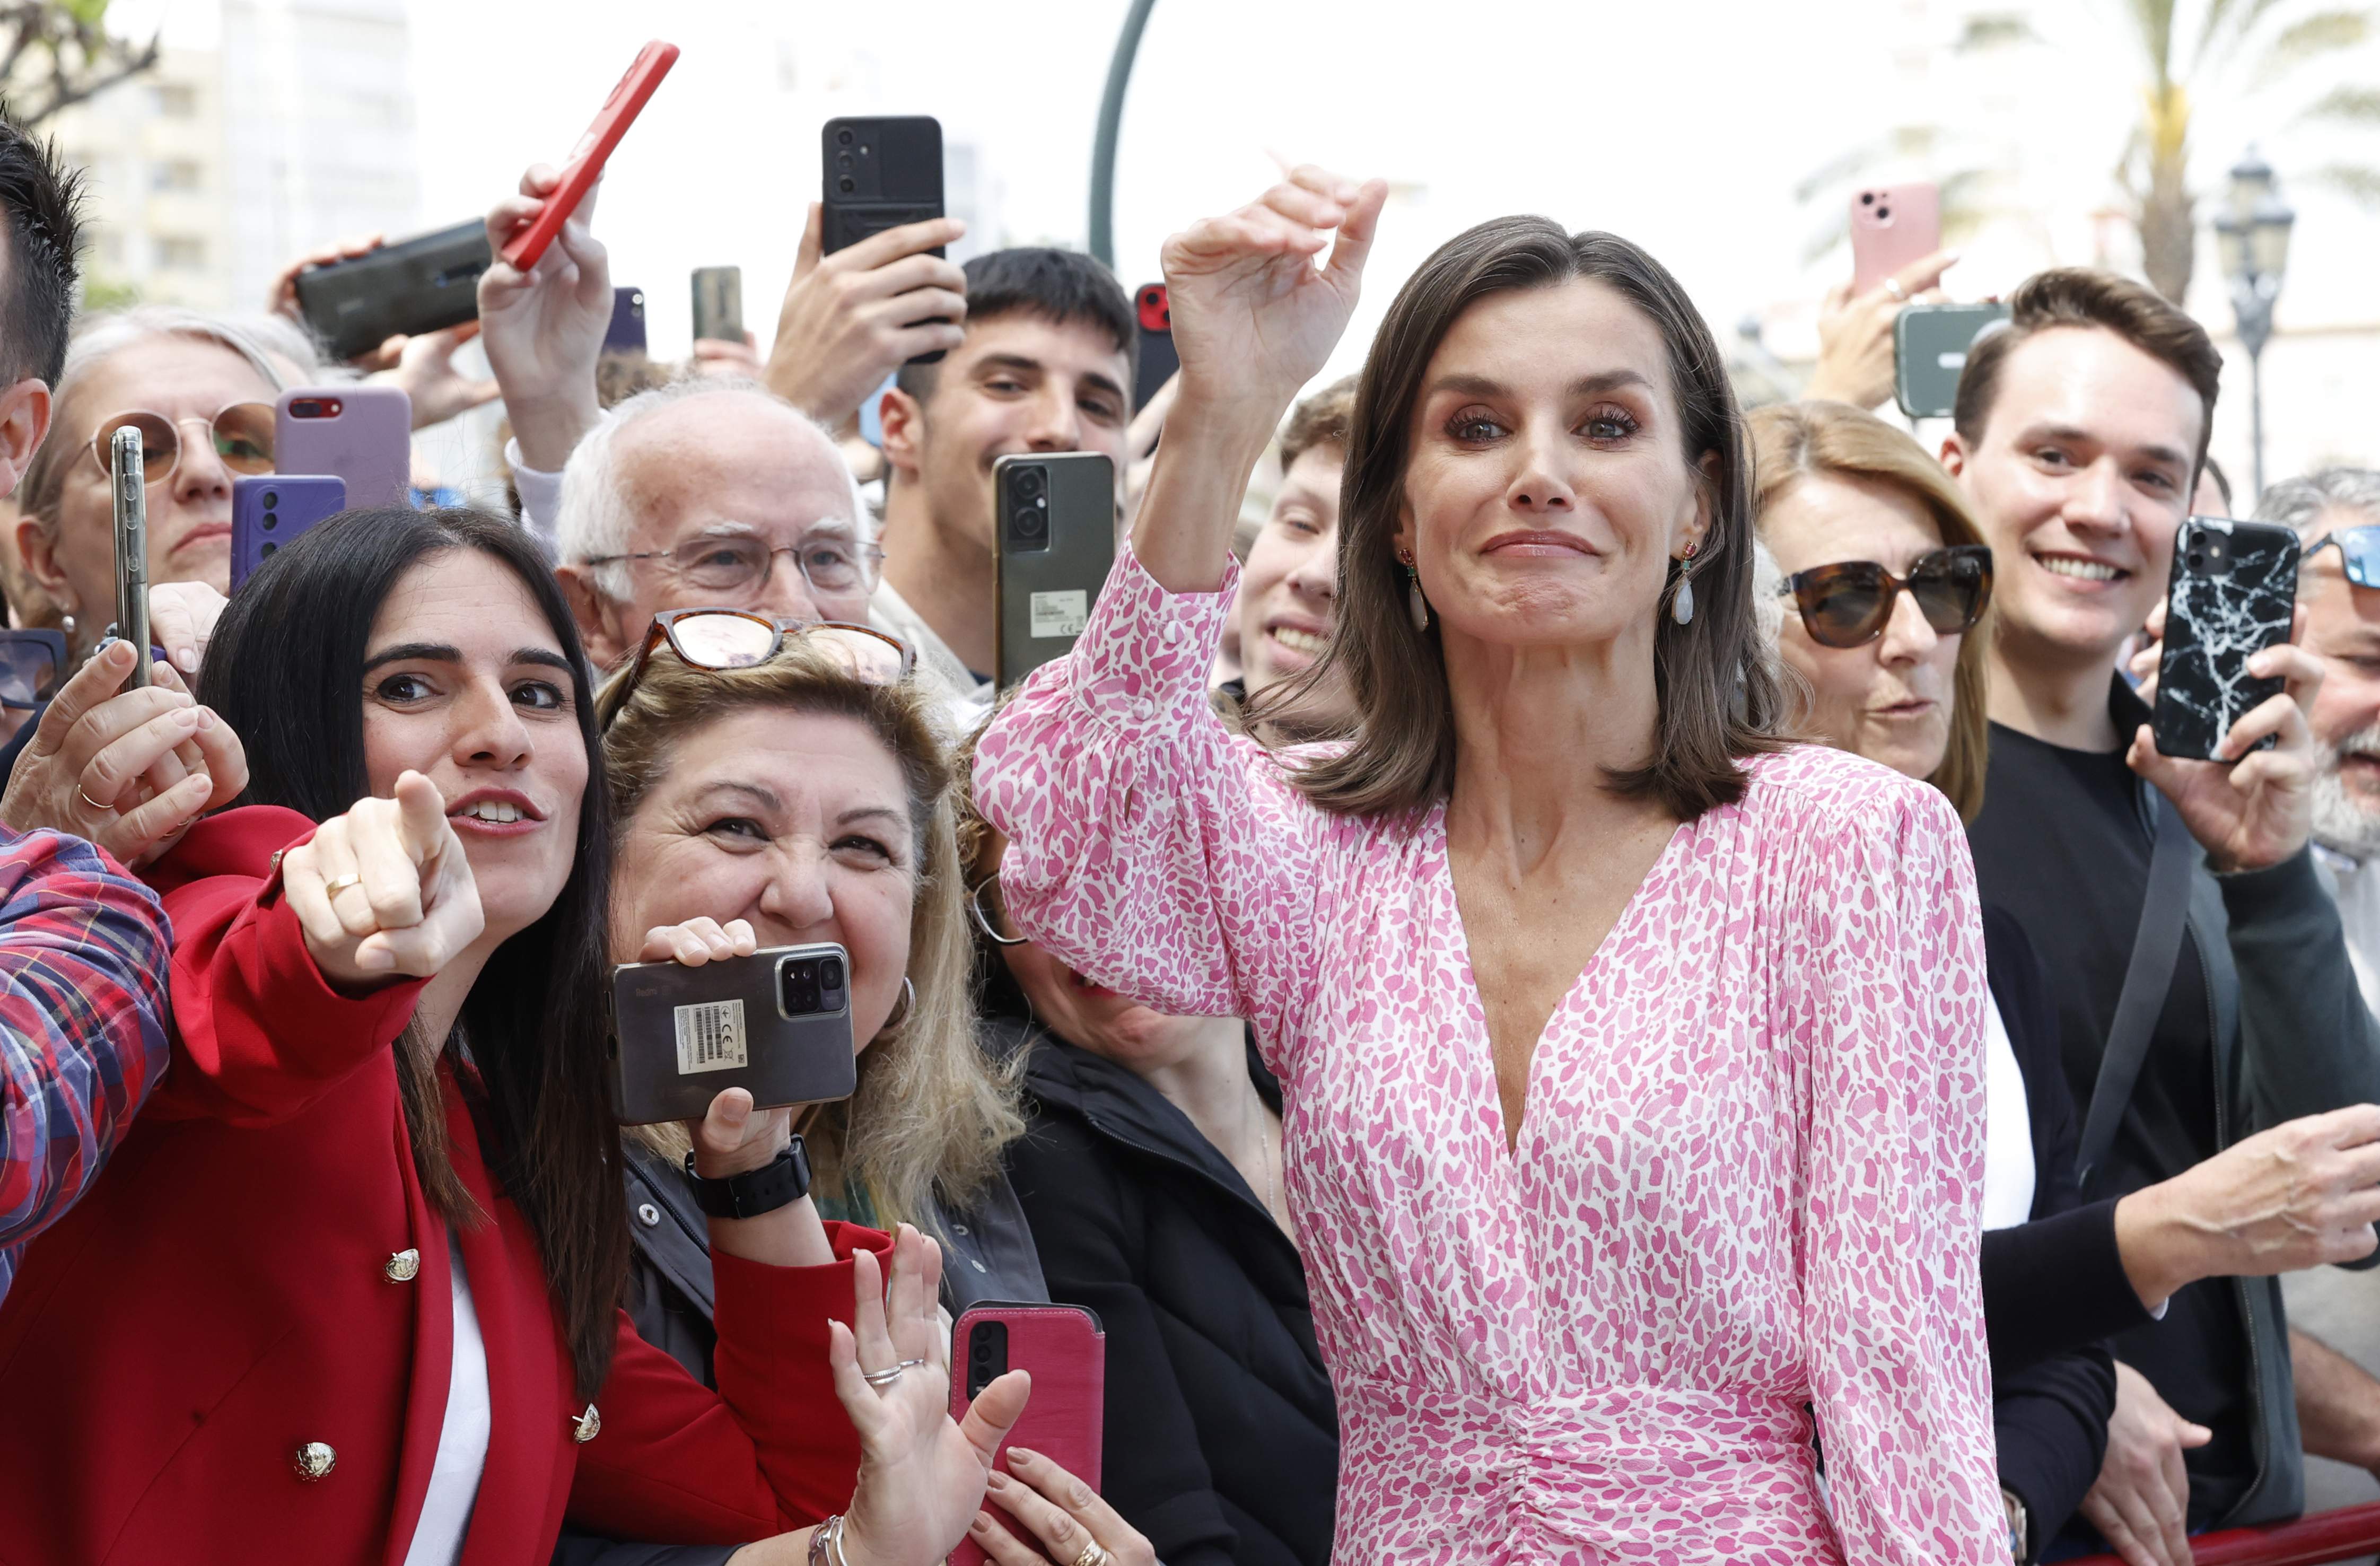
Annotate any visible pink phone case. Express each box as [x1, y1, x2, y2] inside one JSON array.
[[1849, 182, 1941, 294], [274, 386, 413, 511], [950, 1302, 1105, 1566]]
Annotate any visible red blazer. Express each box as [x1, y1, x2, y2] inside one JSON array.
[[0, 808, 880, 1565]]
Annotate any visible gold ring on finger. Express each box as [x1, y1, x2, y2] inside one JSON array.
[[76, 785, 109, 812], [1069, 1540, 1111, 1566], [322, 873, 363, 897]]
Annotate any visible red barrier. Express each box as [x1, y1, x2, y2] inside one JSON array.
[[2063, 1502, 2380, 1566]]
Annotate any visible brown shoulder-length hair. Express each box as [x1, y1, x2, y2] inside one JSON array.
[[1259, 216, 1785, 821], [598, 646, 1024, 1233], [1749, 401, 1994, 822]]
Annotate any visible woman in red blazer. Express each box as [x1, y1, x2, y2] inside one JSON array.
[[0, 509, 1030, 1566]]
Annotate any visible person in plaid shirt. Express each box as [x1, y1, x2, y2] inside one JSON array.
[[0, 823, 170, 1302]]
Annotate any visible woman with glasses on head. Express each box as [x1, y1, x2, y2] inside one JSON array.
[[1753, 401, 2380, 1565], [0, 509, 1052, 1566], [976, 169, 2004, 1562], [557, 607, 1156, 1566]]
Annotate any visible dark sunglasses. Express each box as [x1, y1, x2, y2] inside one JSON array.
[[2304, 527, 2380, 588], [600, 608, 915, 729], [1777, 545, 1993, 650], [0, 629, 64, 710], [85, 403, 276, 485]]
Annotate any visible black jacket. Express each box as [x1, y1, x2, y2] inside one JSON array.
[[999, 1017, 1338, 1566], [1982, 905, 2130, 1559], [552, 1138, 1048, 1566]]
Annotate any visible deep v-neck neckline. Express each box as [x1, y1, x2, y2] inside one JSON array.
[[1434, 804, 1691, 1163]]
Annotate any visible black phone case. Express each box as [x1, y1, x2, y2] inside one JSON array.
[[2152, 517, 2299, 762], [294, 220, 492, 363], [822, 116, 946, 363], [994, 452, 1116, 688], [609, 944, 857, 1125]]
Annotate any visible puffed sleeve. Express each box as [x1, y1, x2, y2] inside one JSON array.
[[1797, 782, 2001, 1563], [973, 548, 1333, 1051]]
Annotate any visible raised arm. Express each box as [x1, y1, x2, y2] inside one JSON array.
[[0, 826, 170, 1272], [1799, 785, 2001, 1563]]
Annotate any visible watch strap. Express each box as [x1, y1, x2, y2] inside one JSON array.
[[685, 1135, 812, 1219]]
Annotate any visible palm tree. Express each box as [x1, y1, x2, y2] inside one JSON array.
[[1796, 3, 2380, 303], [2119, 0, 2380, 301]]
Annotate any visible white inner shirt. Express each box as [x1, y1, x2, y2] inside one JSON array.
[[402, 1232, 490, 1566], [1980, 993, 2037, 1231]]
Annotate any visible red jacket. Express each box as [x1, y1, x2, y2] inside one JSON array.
[[0, 808, 880, 1565]]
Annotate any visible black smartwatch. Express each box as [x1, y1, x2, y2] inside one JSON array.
[[685, 1136, 813, 1219]]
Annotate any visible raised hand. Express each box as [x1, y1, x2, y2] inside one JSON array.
[[477, 163, 611, 470], [281, 771, 483, 985], [1802, 249, 1958, 411], [764, 201, 968, 426], [0, 641, 244, 868], [833, 1227, 1032, 1566], [1160, 165, 1386, 430], [374, 322, 502, 430]]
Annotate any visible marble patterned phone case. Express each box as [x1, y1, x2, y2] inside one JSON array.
[[2152, 517, 2299, 762]]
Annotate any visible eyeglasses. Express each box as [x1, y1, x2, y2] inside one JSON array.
[[602, 608, 915, 728], [1776, 545, 1993, 650], [582, 532, 885, 599], [968, 873, 1026, 947], [0, 629, 65, 710], [86, 403, 275, 485], [2304, 527, 2380, 588]]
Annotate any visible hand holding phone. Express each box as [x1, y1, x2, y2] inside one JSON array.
[[610, 934, 858, 1125], [816, 116, 959, 371], [2152, 518, 2300, 762], [764, 197, 967, 424], [500, 40, 679, 272], [1893, 300, 2008, 419], [949, 1302, 1106, 1566], [1849, 182, 1942, 294], [995, 453, 1117, 688], [293, 221, 493, 362]]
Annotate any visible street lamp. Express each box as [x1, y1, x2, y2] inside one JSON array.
[[2212, 145, 2296, 501]]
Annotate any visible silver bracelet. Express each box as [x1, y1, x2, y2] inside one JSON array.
[[807, 1515, 846, 1566]]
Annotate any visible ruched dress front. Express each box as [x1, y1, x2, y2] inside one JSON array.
[[973, 551, 2001, 1565]]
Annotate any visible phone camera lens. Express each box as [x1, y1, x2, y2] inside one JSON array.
[[261, 511, 278, 531], [836, 150, 855, 170], [1876, 206, 1892, 221], [259, 542, 276, 559], [836, 128, 855, 146], [1860, 191, 1875, 206], [818, 955, 845, 992], [262, 488, 279, 508], [783, 958, 823, 1015], [1013, 506, 1047, 542], [838, 177, 856, 195], [1012, 466, 1045, 500]]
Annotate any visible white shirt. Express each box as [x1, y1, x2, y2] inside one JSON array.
[[1980, 993, 2037, 1231], [402, 1233, 491, 1566]]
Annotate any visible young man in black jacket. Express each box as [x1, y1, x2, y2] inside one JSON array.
[[1948, 268, 2380, 1564]]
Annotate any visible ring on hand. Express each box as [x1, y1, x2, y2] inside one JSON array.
[[76, 785, 109, 812], [322, 873, 363, 897], [861, 1356, 928, 1388], [1069, 1540, 1112, 1566], [1883, 277, 1908, 302]]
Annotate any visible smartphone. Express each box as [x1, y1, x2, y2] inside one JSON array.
[[110, 426, 148, 690], [293, 220, 491, 363], [500, 39, 680, 272], [609, 943, 858, 1125], [1850, 181, 1941, 294], [949, 1302, 1105, 1566], [1893, 300, 2009, 419], [606, 286, 648, 355], [993, 452, 1116, 688], [275, 386, 412, 511], [691, 266, 743, 343], [821, 116, 948, 364], [1132, 283, 1176, 415], [2152, 517, 2300, 762], [0, 628, 65, 710], [230, 475, 346, 591]]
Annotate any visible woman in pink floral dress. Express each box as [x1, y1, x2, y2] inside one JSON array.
[[974, 168, 2000, 1564]]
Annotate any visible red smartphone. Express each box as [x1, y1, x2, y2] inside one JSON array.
[[500, 40, 680, 272], [1849, 181, 1941, 294], [950, 1302, 1104, 1566], [274, 387, 412, 511], [1132, 283, 1176, 415]]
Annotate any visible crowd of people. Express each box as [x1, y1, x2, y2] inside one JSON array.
[[0, 66, 2378, 1566]]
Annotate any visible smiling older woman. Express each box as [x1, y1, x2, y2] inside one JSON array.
[[974, 170, 2001, 1563]]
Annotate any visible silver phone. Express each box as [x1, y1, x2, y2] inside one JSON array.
[[110, 425, 148, 689]]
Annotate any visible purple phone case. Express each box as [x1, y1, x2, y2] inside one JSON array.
[[274, 386, 412, 511], [231, 475, 346, 590]]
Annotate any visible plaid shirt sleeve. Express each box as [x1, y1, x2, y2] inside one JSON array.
[[0, 826, 172, 1302]]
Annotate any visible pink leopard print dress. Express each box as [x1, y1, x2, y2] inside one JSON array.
[[974, 551, 2001, 1565]]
